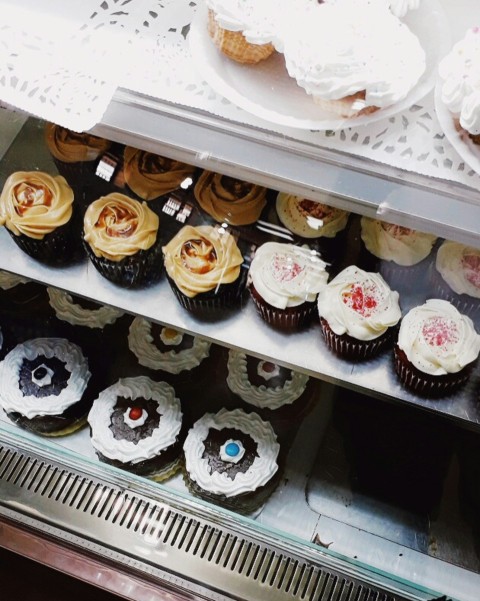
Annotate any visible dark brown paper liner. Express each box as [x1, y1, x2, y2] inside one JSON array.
[[394, 345, 473, 397], [429, 265, 480, 320], [320, 317, 393, 361], [249, 284, 316, 330], [52, 157, 97, 190]]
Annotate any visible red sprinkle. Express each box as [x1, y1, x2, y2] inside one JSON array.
[[422, 317, 459, 348], [342, 284, 378, 316], [272, 254, 304, 282], [462, 254, 480, 289], [128, 407, 143, 421]]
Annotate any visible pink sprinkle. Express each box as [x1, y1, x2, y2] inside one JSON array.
[[271, 254, 304, 282], [422, 317, 459, 348], [342, 284, 378, 317], [462, 254, 480, 289]]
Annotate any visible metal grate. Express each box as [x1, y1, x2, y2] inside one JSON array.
[[0, 443, 413, 601]]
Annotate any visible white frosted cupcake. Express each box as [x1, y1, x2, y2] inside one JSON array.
[[438, 28, 480, 144], [47, 287, 124, 330], [317, 265, 402, 360], [431, 241, 480, 318], [248, 242, 328, 330], [394, 299, 480, 396]]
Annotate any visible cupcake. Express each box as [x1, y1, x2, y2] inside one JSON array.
[[123, 146, 196, 202], [0, 171, 81, 266], [194, 171, 267, 226], [360, 217, 437, 291], [394, 299, 480, 397], [431, 241, 480, 319], [438, 28, 480, 145], [88, 376, 184, 481], [183, 408, 281, 514], [281, 1, 425, 117], [83, 193, 162, 288], [248, 242, 328, 330], [226, 350, 317, 437], [162, 224, 246, 315], [206, 1, 276, 64], [0, 338, 92, 436], [317, 265, 402, 360]]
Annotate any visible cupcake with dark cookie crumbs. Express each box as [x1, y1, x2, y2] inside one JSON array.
[[394, 299, 480, 397], [162, 224, 246, 315], [194, 171, 267, 225], [123, 146, 196, 202], [83, 193, 162, 288], [183, 408, 281, 514], [88, 376, 184, 481], [0, 171, 81, 265], [248, 242, 328, 330], [431, 241, 480, 320], [226, 350, 317, 437], [0, 338, 92, 436], [317, 265, 402, 360]]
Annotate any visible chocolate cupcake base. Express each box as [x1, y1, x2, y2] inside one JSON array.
[[320, 317, 393, 361], [249, 284, 316, 330], [394, 345, 473, 397]]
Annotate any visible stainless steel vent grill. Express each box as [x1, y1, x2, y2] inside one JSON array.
[[0, 441, 419, 601]]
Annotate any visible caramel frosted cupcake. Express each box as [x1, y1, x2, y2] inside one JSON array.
[[248, 242, 328, 330], [123, 146, 196, 202], [394, 299, 480, 397], [83, 193, 162, 288], [0, 171, 80, 265], [44, 123, 111, 196], [431, 241, 480, 319], [360, 217, 437, 291], [317, 265, 402, 360], [162, 224, 246, 315], [194, 171, 267, 226]]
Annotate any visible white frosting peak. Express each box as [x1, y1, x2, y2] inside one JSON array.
[[47, 287, 124, 329], [435, 241, 480, 299], [388, 0, 420, 18]]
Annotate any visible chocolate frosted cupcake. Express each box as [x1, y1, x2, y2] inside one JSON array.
[[123, 146, 196, 202], [44, 123, 112, 202], [0, 338, 92, 436], [248, 242, 328, 330], [194, 171, 267, 226], [317, 265, 402, 360], [431, 241, 480, 320], [162, 224, 246, 315], [88, 376, 183, 481], [360, 217, 437, 292], [394, 299, 480, 397], [83, 193, 162, 288], [226, 350, 316, 437], [0, 171, 81, 265], [183, 408, 281, 514]]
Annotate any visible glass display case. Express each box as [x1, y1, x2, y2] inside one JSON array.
[[0, 2, 480, 601]]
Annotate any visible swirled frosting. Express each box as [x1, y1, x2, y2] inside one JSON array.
[[88, 376, 182, 464], [128, 317, 212, 373], [317, 265, 401, 340], [183, 408, 279, 497], [44, 123, 111, 163], [397, 299, 480, 375], [227, 350, 309, 410], [124, 147, 196, 201], [439, 28, 480, 136], [162, 225, 243, 298], [249, 242, 328, 308], [388, 0, 419, 17], [83, 193, 159, 261], [0, 270, 28, 290], [361, 217, 437, 266], [0, 338, 91, 419], [276, 193, 349, 238], [435, 241, 480, 299], [0, 171, 73, 239], [194, 171, 267, 226], [47, 287, 124, 329], [281, 1, 425, 108]]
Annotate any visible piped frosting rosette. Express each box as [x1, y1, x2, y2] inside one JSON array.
[[183, 408, 280, 498], [194, 171, 267, 225], [88, 376, 183, 469], [0, 338, 91, 419], [276, 193, 349, 239], [361, 218, 437, 266], [128, 317, 212, 374], [44, 124, 111, 164], [435, 241, 480, 300], [0, 171, 73, 239], [123, 147, 196, 201], [439, 28, 480, 138]]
